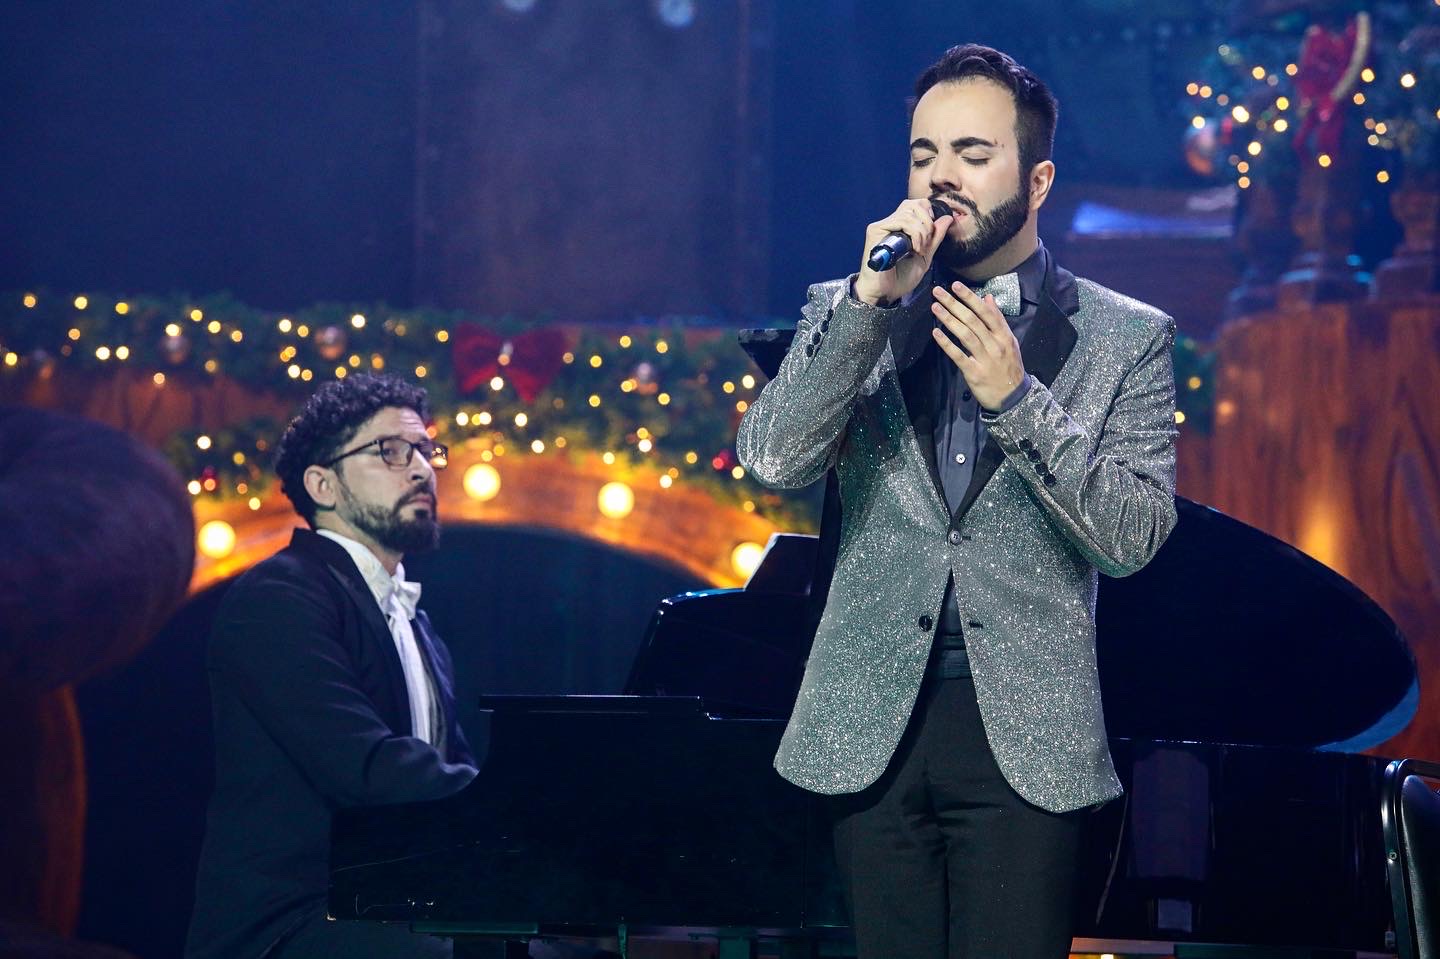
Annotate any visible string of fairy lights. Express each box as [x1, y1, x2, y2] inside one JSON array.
[[0, 290, 1215, 535], [1183, 2, 1439, 191]]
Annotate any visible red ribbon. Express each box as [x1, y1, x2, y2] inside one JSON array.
[[451, 323, 573, 403]]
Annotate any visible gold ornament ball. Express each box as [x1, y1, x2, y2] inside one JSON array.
[[315, 325, 348, 361]]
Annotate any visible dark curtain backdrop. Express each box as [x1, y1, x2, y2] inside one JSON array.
[[1, 0, 1226, 317], [0, 1, 420, 308]]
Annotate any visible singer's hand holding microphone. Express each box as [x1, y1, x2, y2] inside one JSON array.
[[852, 198, 954, 308]]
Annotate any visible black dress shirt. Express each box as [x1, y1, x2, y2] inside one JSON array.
[[933, 242, 1074, 666]]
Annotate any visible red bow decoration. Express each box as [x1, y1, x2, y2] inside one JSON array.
[[1292, 14, 1371, 161], [451, 323, 574, 403]]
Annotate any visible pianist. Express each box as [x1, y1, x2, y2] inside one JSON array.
[[186, 374, 478, 959], [737, 44, 1178, 959]]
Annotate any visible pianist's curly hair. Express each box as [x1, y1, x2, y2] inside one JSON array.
[[274, 373, 431, 526]]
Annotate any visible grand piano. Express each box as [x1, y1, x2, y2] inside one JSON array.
[[330, 333, 1417, 958]]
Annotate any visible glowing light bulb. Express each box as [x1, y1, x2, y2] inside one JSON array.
[[463, 464, 502, 501], [598, 481, 634, 519], [731, 541, 766, 579], [198, 520, 237, 559]]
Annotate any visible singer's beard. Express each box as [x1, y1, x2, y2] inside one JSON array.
[[933, 180, 1030, 272]]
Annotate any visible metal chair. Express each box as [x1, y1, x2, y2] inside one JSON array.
[[1383, 758, 1440, 959]]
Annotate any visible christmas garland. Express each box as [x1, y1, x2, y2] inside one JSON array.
[[1181, 1, 1439, 190], [1, 290, 1215, 529]]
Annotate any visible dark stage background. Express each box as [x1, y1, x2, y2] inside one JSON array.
[[2, 0, 1233, 322], [0, 4, 1237, 956], [9, 3, 1430, 958]]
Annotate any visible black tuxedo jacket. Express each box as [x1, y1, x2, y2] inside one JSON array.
[[185, 529, 476, 959]]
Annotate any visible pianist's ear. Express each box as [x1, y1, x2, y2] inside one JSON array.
[[304, 464, 340, 511]]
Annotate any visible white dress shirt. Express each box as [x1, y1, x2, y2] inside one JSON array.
[[317, 529, 439, 746]]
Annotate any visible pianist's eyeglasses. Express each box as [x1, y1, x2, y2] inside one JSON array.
[[323, 436, 449, 471]]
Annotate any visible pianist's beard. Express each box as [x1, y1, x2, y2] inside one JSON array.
[[338, 481, 441, 555]]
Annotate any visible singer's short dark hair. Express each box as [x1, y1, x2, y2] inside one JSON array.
[[911, 44, 1059, 180], [274, 373, 431, 526]]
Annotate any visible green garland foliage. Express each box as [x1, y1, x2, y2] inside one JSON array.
[[1183, 1, 1439, 188], [1, 290, 1214, 531]]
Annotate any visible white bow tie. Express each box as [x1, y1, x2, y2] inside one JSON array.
[[383, 577, 422, 622]]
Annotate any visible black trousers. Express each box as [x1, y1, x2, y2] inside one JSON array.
[[831, 672, 1081, 959]]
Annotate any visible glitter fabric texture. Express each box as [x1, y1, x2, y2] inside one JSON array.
[[736, 268, 1178, 814]]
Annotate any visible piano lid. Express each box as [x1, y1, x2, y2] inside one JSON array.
[[735, 328, 1416, 751], [1097, 497, 1414, 751]]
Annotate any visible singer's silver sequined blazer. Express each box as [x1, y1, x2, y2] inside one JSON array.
[[737, 259, 1177, 814]]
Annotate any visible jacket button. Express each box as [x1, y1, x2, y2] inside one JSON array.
[[805, 345, 815, 357], [1043, 474, 1058, 487], [947, 529, 961, 545], [918, 614, 933, 632], [1019, 438, 1033, 451], [810, 330, 822, 345]]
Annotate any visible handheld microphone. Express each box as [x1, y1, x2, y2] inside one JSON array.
[[865, 199, 955, 272]]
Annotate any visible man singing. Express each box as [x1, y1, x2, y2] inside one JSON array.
[[187, 374, 477, 959], [738, 45, 1178, 958]]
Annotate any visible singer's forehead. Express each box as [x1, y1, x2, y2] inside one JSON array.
[[909, 78, 1016, 152]]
